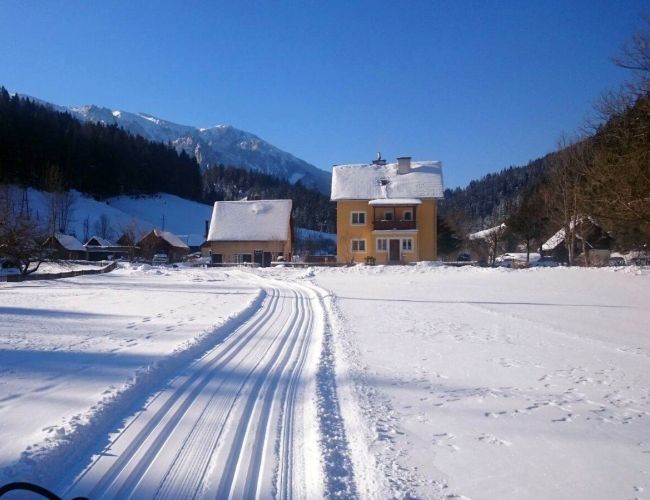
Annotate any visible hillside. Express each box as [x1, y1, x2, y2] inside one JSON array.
[[439, 156, 549, 232], [29, 97, 331, 193]]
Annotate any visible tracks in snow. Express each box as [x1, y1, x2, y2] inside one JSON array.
[[63, 273, 331, 499]]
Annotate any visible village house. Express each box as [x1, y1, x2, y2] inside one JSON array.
[[201, 199, 293, 267], [137, 229, 190, 263], [84, 236, 130, 261], [42, 233, 87, 260], [331, 155, 444, 264], [542, 218, 612, 266]]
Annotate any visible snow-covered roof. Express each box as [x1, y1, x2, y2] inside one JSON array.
[[207, 200, 292, 241], [368, 198, 422, 206], [331, 161, 444, 201], [542, 227, 566, 251], [468, 223, 507, 240], [85, 236, 114, 248], [143, 229, 190, 249], [542, 217, 602, 251], [53, 233, 86, 252]]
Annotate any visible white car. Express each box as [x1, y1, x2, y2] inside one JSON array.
[[0, 258, 21, 277]]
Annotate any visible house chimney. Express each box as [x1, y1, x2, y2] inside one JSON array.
[[397, 156, 411, 174], [204, 220, 209, 239]]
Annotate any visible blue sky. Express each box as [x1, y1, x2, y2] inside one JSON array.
[[1, 1, 646, 188]]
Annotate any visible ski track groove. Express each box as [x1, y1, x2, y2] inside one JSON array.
[[62, 275, 334, 499]]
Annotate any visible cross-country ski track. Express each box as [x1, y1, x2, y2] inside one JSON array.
[[60, 271, 344, 499]]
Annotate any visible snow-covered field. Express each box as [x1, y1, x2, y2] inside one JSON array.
[[310, 264, 650, 499], [0, 264, 648, 499]]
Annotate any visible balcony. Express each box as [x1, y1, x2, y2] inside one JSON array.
[[373, 220, 417, 231]]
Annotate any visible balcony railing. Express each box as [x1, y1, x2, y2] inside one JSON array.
[[373, 220, 417, 231]]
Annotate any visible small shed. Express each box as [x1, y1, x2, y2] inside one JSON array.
[[43, 233, 87, 260], [202, 200, 293, 266], [137, 229, 190, 263]]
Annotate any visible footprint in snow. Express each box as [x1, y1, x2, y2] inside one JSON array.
[[477, 433, 512, 446]]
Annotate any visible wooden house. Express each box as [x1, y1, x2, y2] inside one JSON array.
[[201, 200, 293, 266], [542, 218, 613, 265], [43, 233, 87, 260], [137, 229, 190, 263], [331, 155, 444, 263], [84, 236, 130, 261]]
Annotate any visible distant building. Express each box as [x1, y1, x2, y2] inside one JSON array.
[[137, 229, 190, 263], [202, 200, 293, 266], [43, 233, 87, 260], [84, 236, 130, 261], [542, 218, 612, 265], [331, 155, 444, 263]]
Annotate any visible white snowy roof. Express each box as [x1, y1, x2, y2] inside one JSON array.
[[331, 161, 444, 201], [150, 229, 190, 249], [542, 227, 566, 251], [468, 223, 507, 240], [368, 198, 422, 205], [542, 217, 601, 251], [53, 233, 86, 252], [85, 236, 114, 248], [207, 200, 292, 241]]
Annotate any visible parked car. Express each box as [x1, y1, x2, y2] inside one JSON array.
[[630, 256, 650, 266], [0, 258, 21, 277], [495, 258, 514, 268], [152, 253, 169, 264], [608, 256, 626, 267], [531, 256, 559, 267]]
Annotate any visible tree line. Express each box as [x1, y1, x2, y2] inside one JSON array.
[[439, 19, 650, 264], [0, 88, 202, 200]]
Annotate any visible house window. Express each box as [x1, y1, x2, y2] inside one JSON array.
[[351, 211, 366, 225], [376, 238, 387, 252], [401, 238, 413, 252], [351, 239, 366, 252], [403, 210, 413, 221], [235, 253, 252, 263], [384, 211, 393, 221]]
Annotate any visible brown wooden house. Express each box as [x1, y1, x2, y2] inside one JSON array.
[[43, 233, 87, 260], [137, 229, 190, 263]]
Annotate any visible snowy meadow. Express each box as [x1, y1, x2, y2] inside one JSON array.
[[0, 263, 648, 499]]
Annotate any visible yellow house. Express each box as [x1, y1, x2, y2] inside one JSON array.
[[201, 199, 292, 266], [331, 156, 444, 264]]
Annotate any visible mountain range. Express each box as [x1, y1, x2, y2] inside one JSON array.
[[28, 97, 332, 193]]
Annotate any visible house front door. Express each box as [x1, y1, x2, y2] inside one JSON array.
[[389, 239, 400, 262], [253, 250, 263, 266]]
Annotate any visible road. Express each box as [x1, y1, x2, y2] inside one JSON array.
[[64, 272, 324, 499]]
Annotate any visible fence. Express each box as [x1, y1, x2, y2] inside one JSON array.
[[0, 261, 118, 283]]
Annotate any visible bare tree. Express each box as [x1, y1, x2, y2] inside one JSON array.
[[543, 138, 592, 266], [45, 166, 75, 235], [0, 185, 47, 275], [613, 16, 650, 94], [94, 214, 114, 240]]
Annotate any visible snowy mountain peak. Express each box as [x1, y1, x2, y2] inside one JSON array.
[[59, 102, 331, 193]]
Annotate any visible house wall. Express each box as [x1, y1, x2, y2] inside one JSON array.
[[336, 199, 438, 263], [201, 240, 291, 262]]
